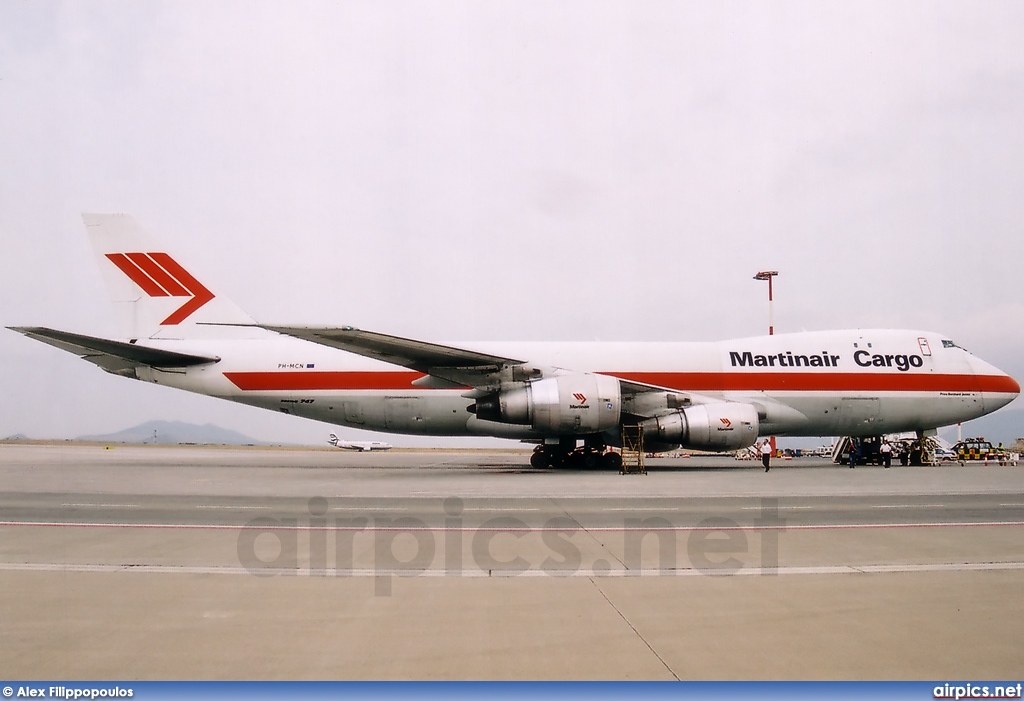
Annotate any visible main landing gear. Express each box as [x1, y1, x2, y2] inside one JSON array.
[[530, 444, 623, 470]]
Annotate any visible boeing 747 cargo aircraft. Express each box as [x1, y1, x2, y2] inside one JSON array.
[[10, 215, 1019, 469]]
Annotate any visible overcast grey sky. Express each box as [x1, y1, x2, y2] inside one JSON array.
[[2, 1, 1022, 445]]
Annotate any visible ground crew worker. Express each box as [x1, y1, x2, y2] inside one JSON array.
[[761, 440, 772, 472], [880, 440, 892, 468], [849, 439, 858, 469]]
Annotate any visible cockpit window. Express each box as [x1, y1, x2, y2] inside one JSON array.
[[942, 340, 969, 352]]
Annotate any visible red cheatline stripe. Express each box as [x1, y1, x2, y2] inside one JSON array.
[[105, 253, 168, 297], [611, 371, 1019, 394], [126, 252, 190, 296], [222, 370, 1019, 394], [148, 252, 215, 325], [224, 371, 426, 391]]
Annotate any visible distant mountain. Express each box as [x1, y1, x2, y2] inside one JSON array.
[[3, 433, 30, 441], [938, 409, 1024, 447], [77, 420, 268, 446]]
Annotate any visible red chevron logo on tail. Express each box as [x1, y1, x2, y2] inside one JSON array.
[[105, 252, 214, 325]]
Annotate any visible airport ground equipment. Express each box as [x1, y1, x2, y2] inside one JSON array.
[[833, 435, 940, 466], [954, 438, 995, 461], [620, 425, 646, 475], [952, 438, 1019, 465]]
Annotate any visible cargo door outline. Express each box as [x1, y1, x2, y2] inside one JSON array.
[[839, 397, 881, 432], [384, 396, 424, 430], [342, 401, 365, 425]]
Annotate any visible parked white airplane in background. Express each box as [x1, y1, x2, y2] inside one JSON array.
[[328, 433, 392, 451], [10, 215, 1020, 469]]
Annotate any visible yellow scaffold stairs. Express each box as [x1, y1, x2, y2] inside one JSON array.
[[620, 424, 646, 475]]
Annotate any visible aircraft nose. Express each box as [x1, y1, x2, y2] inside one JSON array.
[[970, 355, 1020, 413]]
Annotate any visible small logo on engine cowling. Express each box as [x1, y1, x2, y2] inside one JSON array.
[[570, 392, 589, 410], [718, 417, 733, 430], [573, 393, 587, 403]]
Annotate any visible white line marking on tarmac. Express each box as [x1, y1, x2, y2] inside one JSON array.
[[194, 506, 270, 510], [462, 508, 540, 512], [741, 506, 814, 510], [62, 504, 139, 508], [604, 507, 682, 512], [332, 507, 408, 511], [871, 504, 947, 509], [2, 561, 1023, 577]]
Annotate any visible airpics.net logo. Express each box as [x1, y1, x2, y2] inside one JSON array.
[[933, 682, 1023, 699], [234, 496, 788, 596], [105, 252, 214, 325]]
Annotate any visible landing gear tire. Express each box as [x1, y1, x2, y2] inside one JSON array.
[[601, 451, 623, 471], [532, 444, 610, 469]]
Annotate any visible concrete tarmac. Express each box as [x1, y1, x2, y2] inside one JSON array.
[[1, 443, 1023, 679]]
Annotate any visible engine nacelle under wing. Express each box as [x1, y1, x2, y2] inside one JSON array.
[[473, 373, 621, 434], [641, 402, 759, 451]]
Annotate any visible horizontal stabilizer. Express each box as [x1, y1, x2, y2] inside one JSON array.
[[9, 326, 219, 375]]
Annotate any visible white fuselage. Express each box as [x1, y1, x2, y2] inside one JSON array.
[[132, 329, 1018, 441]]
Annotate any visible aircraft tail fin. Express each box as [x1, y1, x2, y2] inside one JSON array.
[[83, 214, 259, 340], [328, 433, 340, 447]]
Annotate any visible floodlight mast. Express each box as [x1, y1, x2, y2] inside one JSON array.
[[754, 270, 780, 458], [754, 270, 779, 335]]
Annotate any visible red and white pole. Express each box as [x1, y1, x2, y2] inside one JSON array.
[[754, 271, 779, 455]]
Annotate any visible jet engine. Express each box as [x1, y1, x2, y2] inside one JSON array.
[[472, 373, 621, 434], [640, 402, 759, 451]]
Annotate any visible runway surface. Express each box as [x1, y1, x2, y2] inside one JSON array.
[[2, 443, 1023, 679]]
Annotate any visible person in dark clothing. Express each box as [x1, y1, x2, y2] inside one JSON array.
[[849, 439, 858, 469]]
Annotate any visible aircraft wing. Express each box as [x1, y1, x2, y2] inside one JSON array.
[[9, 326, 220, 375], [263, 325, 525, 389], [263, 325, 695, 402]]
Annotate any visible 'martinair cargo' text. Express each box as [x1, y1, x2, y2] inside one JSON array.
[[729, 350, 925, 372]]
